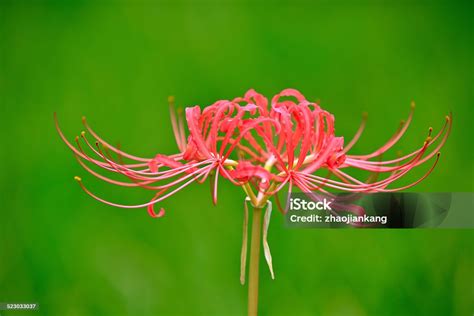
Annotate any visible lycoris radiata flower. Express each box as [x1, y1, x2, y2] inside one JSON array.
[[55, 89, 451, 315]]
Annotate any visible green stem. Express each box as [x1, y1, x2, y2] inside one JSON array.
[[248, 206, 263, 316]]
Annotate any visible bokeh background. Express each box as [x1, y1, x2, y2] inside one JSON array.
[[1, 0, 473, 315]]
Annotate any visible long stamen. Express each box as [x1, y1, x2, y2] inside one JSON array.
[[346, 114, 450, 166], [350, 102, 415, 160], [82, 131, 210, 180], [74, 155, 147, 188], [302, 143, 433, 193], [82, 116, 151, 162], [342, 112, 367, 154], [345, 134, 432, 173], [96, 142, 213, 189], [73, 165, 213, 209]]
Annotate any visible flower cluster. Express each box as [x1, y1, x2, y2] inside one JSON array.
[[56, 89, 451, 281], [55, 88, 451, 215]]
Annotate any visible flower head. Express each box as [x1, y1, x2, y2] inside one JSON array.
[[56, 88, 451, 282], [56, 88, 451, 216]]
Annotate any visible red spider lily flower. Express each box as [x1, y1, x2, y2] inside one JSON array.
[[55, 89, 451, 283], [54, 94, 282, 217], [229, 89, 451, 205]]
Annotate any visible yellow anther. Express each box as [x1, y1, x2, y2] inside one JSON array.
[[168, 96, 175, 104], [410, 100, 416, 109], [74, 176, 82, 182]]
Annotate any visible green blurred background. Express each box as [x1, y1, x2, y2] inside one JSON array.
[[1, 0, 473, 315]]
